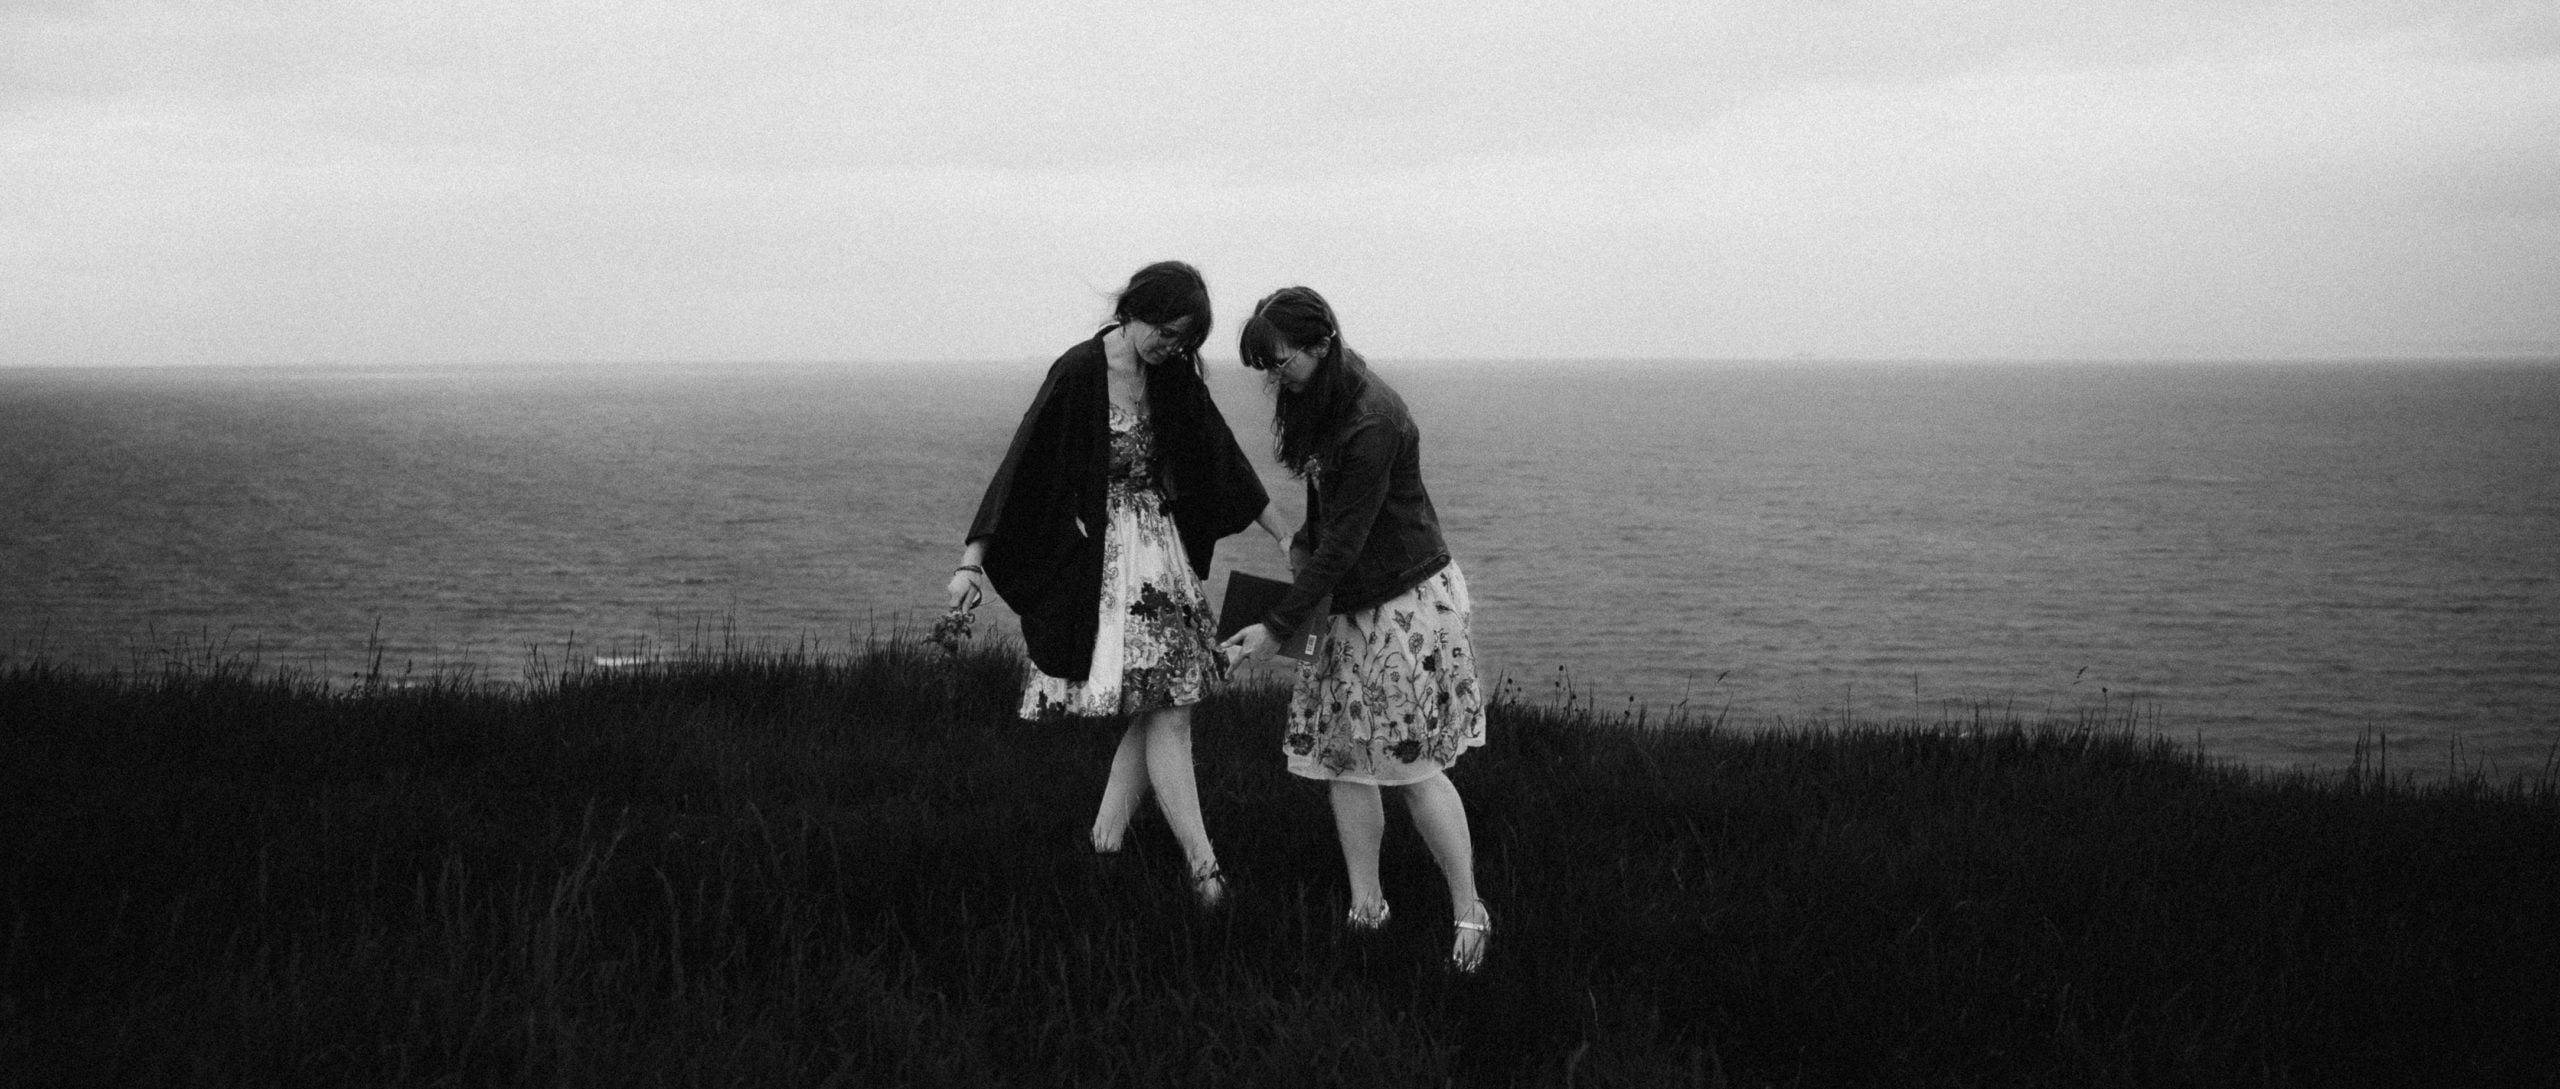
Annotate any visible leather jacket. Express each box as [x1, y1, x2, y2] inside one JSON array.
[[1262, 369, 1450, 642]]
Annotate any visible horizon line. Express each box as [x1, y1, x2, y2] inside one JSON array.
[[8, 352, 2560, 372]]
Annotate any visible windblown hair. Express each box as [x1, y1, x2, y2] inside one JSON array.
[[1110, 260, 1214, 377], [1238, 286, 1370, 478]]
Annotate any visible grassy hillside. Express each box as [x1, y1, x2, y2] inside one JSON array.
[[4, 639, 2554, 1087]]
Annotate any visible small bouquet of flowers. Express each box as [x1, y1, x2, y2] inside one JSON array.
[[926, 604, 976, 658]]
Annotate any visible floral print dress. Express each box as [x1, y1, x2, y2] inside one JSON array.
[[1020, 403, 1224, 720], [1285, 561, 1485, 785]]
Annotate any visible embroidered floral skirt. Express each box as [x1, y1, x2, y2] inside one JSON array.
[[1285, 562, 1486, 785], [1018, 485, 1222, 720]]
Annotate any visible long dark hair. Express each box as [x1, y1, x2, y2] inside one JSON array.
[[1112, 261, 1225, 487], [1238, 286, 1369, 478], [1110, 260, 1214, 378]]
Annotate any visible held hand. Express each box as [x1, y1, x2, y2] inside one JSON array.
[[945, 568, 985, 612], [1219, 623, 1281, 670]]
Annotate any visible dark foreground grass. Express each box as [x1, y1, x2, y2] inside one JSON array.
[[4, 641, 2557, 1088]]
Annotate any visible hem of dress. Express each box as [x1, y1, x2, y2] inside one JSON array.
[[1284, 753, 1467, 787], [1017, 669, 1208, 721], [1015, 695, 1206, 722]]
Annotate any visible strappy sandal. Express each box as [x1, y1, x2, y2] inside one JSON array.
[[1345, 900, 1391, 933], [1450, 900, 1492, 974], [1190, 862, 1228, 911]]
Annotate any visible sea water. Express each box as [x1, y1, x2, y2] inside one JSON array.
[[4, 359, 2554, 778]]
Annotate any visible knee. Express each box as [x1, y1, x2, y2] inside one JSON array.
[[1400, 773, 1460, 808]]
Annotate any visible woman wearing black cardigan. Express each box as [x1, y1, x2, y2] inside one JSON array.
[[949, 261, 1286, 909]]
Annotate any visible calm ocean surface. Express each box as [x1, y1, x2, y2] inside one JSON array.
[[4, 360, 2555, 778]]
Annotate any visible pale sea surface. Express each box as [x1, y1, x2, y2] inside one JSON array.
[[4, 360, 2555, 779]]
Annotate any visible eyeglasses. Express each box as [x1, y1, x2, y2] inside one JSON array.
[[1248, 345, 1304, 372]]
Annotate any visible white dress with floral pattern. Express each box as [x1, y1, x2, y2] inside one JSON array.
[[1285, 561, 1485, 785], [1020, 404, 1223, 720]]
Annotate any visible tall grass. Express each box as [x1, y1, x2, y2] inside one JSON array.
[[3, 638, 2555, 1087]]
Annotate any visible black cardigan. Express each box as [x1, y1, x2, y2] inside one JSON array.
[[967, 333, 1269, 680]]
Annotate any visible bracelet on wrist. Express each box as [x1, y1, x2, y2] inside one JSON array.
[[955, 564, 983, 575]]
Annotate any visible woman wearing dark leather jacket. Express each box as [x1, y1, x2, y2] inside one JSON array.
[[1220, 286, 1492, 973]]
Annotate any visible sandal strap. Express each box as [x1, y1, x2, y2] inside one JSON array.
[[1190, 864, 1228, 909], [1449, 902, 1493, 974]]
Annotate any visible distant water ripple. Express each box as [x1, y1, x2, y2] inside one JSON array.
[[4, 360, 2554, 778]]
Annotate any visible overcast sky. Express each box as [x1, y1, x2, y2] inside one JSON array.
[[6, 0, 2557, 366]]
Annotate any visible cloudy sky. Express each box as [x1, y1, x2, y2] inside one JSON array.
[[6, 0, 2557, 366]]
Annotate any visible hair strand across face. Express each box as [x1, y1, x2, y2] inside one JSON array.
[[1241, 286, 1367, 477]]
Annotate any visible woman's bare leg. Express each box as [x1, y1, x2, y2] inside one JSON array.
[[1136, 705, 1221, 898], [1330, 780, 1389, 918], [1090, 722, 1151, 853], [1399, 772, 1487, 966]]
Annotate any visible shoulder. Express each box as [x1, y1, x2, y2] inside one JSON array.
[[1049, 335, 1107, 379], [1025, 337, 1108, 406], [1349, 376, 1414, 431]]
